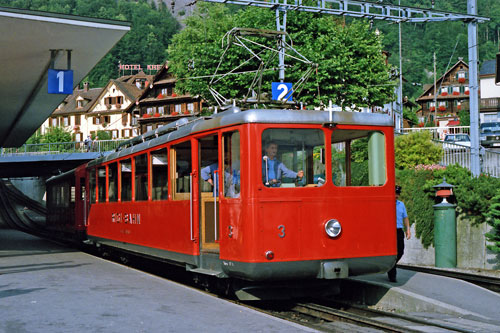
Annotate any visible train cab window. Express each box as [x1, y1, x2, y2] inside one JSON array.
[[89, 168, 96, 204], [108, 163, 118, 202], [262, 129, 325, 187], [97, 166, 106, 202], [171, 140, 192, 200], [121, 159, 132, 202], [223, 131, 241, 198], [151, 148, 168, 200], [135, 153, 149, 201], [199, 135, 218, 194], [331, 130, 386, 186]]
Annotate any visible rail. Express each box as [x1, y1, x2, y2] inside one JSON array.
[[0, 140, 127, 156], [402, 126, 470, 140]]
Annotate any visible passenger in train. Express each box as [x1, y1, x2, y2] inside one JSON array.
[[388, 185, 411, 283], [262, 141, 304, 187], [201, 156, 240, 198]]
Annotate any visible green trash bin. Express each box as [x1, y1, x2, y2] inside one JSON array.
[[433, 201, 457, 268]]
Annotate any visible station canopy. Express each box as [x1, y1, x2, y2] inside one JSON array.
[[0, 6, 130, 147]]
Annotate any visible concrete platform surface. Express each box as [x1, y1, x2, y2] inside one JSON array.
[[0, 229, 315, 333], [346, 268, 500, 324]]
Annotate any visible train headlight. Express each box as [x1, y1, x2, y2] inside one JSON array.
[[325, 219, 342, 238]]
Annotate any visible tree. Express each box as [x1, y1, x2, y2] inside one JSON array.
[[40, 127, 72, 143], [168, 3, 394, 109], [485, 190, 500, 254], [394, 131, 442, 169]]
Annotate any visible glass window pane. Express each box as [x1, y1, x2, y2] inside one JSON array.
[[97, 166, 106, 202], [151, 148, 168, 200], [200, 135, 218, 194], [121, 159, 132, 202], [262, 129, 325, 188], [135, 154, 149, 201], [173, 141, 191, 198], [331, 130, 386, 187], [223, 131, 241, 198], [108, 163, 118, 202], [89, 169, 96, 204]]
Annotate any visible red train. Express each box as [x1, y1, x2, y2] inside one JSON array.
[[46, 107, 397, 299]]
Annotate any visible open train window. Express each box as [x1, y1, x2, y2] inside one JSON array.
[[223, 131, 241, 198], [89, 168, 96, 204], [151, 148, 168, 201], [331, 130, 386, 187], [262, 129, 325, 187], [135, 153, 149, 201], [121, 159, 132, 202], [171, 140, 192, 200], [108, 163, 118, 202], [199, 135, 218, 195], [97, 166, 106, 202]]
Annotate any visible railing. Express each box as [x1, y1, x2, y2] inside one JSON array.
[[0, 139, 127, 156], [434, 140, 500, 178], [403, 126, 470, 140]]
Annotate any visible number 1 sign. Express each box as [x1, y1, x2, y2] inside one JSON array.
[[48, 69, 73, 94]]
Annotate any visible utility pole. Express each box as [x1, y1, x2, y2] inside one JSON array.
[[468, 0, 480, 177], [398, 0, 403, 133], [434, 52, 437, 126]]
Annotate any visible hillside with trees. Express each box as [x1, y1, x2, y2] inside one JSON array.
[[373, 0, 500, 99], [0, 0, 180, 87]]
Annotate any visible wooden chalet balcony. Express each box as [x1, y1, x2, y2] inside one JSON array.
[[480, 98, 500, 111]]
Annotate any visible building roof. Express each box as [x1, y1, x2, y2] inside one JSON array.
[[416, 59, 468, 101], [52, 86, 103, 116], [479, 59, 496, 76], [0, 6, 130, 147]]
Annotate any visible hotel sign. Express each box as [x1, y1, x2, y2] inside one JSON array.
[[119, 64, 163, 71]]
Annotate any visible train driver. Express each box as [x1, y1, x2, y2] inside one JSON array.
[[262, 141, 304, 187]]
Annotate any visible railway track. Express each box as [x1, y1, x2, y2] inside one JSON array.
[[398, 264, 500, 293], [258, 300, 500, 332]]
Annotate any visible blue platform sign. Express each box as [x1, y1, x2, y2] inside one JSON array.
[[272, 82, 293, 102], [48, 69, 73, 94]]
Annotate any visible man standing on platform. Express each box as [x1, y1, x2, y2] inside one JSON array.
[[388, 185, 411, 283]]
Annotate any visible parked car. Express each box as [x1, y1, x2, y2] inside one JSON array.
[[480, 122, 500, 148], [443, 133, 471, 150]]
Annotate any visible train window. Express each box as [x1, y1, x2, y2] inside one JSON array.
[[89, 168, 96, 204], [108, 163, 118, 202], [262, 129, 325, 187], [331, 130, 386, 186], [135, 153, 149, 201], [199, 135, 218, 194], [151, 148, 168, 200], [223, 131, 241, 198], [97, 166, 106, 202], [171, 140, 192, 199], [121, 159, 132, 202], [70, 186, 75, 203]]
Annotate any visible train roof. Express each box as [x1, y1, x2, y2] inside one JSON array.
[[88, 108, 393, 167]]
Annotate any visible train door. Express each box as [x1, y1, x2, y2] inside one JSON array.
[[198, 134, 220, 252]]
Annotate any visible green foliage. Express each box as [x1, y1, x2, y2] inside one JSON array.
[[168, 3, 394, 108], [397, 164, 500, 248], [485, 190, 500, 253], [457, 108, 470, 127], [93, 130, 112, 141], [403, 106, 419, 126], [394, 132, 442, 169], [397, 168, 436, 248], [40, 127, 72, 143], [0, 0, 180, 87]]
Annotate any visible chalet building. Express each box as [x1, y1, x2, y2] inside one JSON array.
[[42, 72, 153, 141], [86, 71, 153, 139], [129, 62, 203, 134], [416, 59, 470, 126], [479, 59, 500, 123], [43, 82, 102, 142]]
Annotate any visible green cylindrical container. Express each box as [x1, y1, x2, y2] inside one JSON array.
[[433, 202, 457, 268]]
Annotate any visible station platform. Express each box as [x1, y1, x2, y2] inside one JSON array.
[[343, 268, 500, 331], [0, 229, 314, 333]]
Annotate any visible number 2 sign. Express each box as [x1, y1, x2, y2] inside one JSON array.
[[48, 69, 73, 94], [271, 82, 293, 102]]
